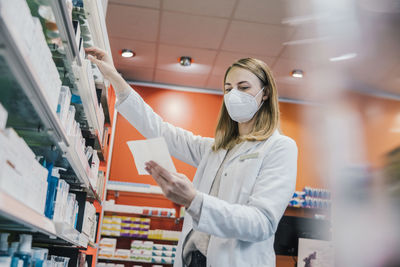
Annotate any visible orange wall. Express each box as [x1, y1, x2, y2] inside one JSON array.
[[109, 86, 222, 185], [109, 85, 323, 191]]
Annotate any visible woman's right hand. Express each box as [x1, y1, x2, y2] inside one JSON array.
[[85, 47, 118, 80]]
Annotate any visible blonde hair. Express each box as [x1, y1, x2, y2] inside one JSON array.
[[212, 58, 280, 151]]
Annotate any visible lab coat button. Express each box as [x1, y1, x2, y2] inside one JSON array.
[[224, 173, 227, 176]]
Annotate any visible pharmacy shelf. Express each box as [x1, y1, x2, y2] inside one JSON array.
[[0, 190, 89, 247], [88, 184, 102, 204], [284, 206, 330, 219], [0, 190, 56, 237], [82, 0, 112, 55], [97, 81, 111, 124], [103, 204, 176, 219], [98, 256, 173, 265], [72, 59, 104, 138], [88, 241, 98, 249], [0, 10, 100, 201], [0, 14, 69, 148], [55, 222, 89, 247], [49, 0, 81, 66], [101, 235, 178, 243], [82, 129, 106, 161], [63, 144, 101, 203], [107, 181, 163, 195]]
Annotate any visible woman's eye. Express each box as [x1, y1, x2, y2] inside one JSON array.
[[239, 87, 249, 90], [225, 88, 232, 92]]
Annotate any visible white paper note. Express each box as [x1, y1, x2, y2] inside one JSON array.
[[127, 137, 176, 175]]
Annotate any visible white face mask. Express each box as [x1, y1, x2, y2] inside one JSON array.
[[224, 87, 265, 123]]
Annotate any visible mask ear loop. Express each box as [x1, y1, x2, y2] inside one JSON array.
[[256, 87, 266, 109]]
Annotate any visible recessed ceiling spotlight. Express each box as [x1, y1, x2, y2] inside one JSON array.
[[179, 56, 193, 67], [329, 53, 357, 62], [121, 49, 135, 58], [291, 69, 304, 78]]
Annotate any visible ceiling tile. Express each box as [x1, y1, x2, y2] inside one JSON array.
[[117, 65, 154, 82], [160, 12, 229, 49], [205, 74, 224, 91], [212, 51, 275, 76], [154, 69, 209, 87], [221, 21, 294, 56], [234, 0, 285, 25], [106, 4, 159, 41], [110, 37, 157, 68], [280, 20, 361, 61], [109, 0, 161, 9], [234, 0, 318, 25], [163, 0, 236, 18], [156, 44, 217, 74]]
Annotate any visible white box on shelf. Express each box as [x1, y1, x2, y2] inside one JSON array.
[[0, 0, 35, 55], [98, 248, 114, 258], [0, 159, 23, 201], [31, 18, 61, 113], [57, 86, 72, 131], [82, 201, 96, 237], [53, 180, 70, 223], [99, 238, 117, 249], [114, 249, 130, 259], [0, 130, 49, 214]]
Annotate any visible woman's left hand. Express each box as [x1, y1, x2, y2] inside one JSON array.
[[145, 161, 197, 208]]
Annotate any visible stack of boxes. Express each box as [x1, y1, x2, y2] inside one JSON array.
[[82, 201, 97, 242], [148, 230, 181, 241], [0, 0, 62, 114], [101, 216, 150, 238], [104, 200, 176, 218], [56, 86, 100, 192], [99, 238, 117, 259], [0, 103, 48, 214], [288, 187, 331, 209], [131, 240, 176, 264], [99, 238, 177, 264]]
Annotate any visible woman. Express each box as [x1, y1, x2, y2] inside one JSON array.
[[86, 47, 298, 267]]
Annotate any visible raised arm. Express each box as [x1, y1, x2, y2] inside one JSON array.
[[86, 47, 212, 167]]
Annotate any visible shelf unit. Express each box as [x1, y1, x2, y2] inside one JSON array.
[[0, 0, 115, 265], [107, 181, 164, 195], [0, 6, 99, 204], [0, 190, 89, 247], [103, 203, 176, 219], [284, 206, 330, 219], [98, 256, 173, 266], [49, 0, 82, 67], [101, 235, 179, 244]]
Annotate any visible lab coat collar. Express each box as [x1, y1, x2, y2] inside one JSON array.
[[225, 139, 261, 166], [225, 129, 279, 167]]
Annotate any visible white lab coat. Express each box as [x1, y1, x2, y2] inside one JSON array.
[[116, 90, 298, 267]]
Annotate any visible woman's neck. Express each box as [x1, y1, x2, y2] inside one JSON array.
[[238, 118, 255, 136]]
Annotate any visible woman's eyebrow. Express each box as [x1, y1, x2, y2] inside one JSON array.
[[224, 81, 250, 86], [238, 81, 250, 85]]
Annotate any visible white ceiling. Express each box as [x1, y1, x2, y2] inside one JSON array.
[[105, 0, 400, 101]]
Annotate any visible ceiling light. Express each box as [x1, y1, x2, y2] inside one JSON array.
[[291, 69, 304, 78], [121, 49, 135, 58], [329, 53, 357, 62], [179, 56, 193, 67]]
